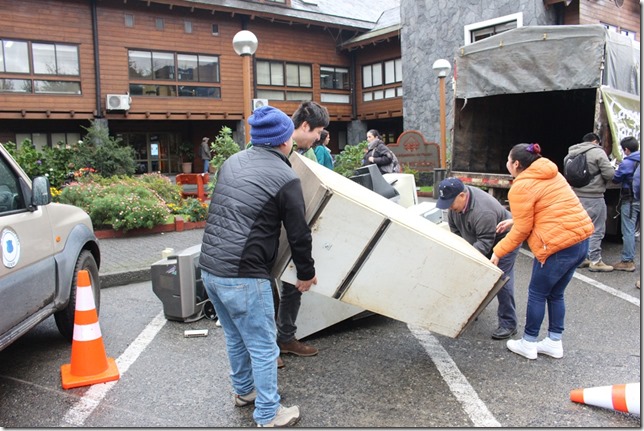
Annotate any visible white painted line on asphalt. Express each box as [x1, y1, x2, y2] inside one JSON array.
[[59, 311, 167, 427], [518, 249, 640, 307], [409, 326, 501, 427]]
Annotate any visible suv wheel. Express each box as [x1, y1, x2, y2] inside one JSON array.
[[54, 250, 100, 341]]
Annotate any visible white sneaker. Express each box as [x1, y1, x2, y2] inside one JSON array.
[[257, 405, 300, 427], [536, 337, 563, 358], [506, 338, 537, 359]]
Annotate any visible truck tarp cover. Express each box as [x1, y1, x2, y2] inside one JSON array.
[[455, 25, 640, 99]]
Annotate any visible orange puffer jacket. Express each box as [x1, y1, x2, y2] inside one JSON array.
[[493, 157, 593, 264]]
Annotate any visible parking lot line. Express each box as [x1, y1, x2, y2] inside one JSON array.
[[59, 311, 167, 427], [409, 325, 501, 427], [518, 249, 640, 307]]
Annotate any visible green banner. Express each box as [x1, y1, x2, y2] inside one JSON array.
[[601, 86, 640, 161]]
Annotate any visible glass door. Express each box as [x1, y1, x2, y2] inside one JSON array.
[[125, 132, 180, 174]]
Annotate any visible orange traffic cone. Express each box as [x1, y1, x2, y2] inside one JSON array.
[[570, 383, 640, 416], [60, 270, 120, 389]]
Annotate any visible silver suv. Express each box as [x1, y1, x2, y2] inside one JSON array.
[[0, 144, 100, 351]]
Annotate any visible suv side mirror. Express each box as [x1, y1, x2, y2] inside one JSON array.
[[31, 176, 52, 207]]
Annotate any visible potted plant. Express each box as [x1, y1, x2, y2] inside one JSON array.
[[179, 141, 194, 173]]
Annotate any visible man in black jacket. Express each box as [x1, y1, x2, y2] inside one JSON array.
[[199, 106, 316, 427]]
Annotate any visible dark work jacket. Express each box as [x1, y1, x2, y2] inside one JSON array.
[[447, 186, 512, 258], [363, 139, 393, 174], [199, 146, 315, 281]]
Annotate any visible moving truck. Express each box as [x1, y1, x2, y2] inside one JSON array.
[[450, 24, 640, 235]]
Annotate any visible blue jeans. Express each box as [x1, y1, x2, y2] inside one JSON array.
[[523, 239, 588, 342], [203, 159, 210, 173], [202, 271, 280, 425], [497, 246, 519, 330], [620, 200, 640, 262]]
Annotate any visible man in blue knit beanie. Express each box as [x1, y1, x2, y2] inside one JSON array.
[[199, 104, 315, 427]]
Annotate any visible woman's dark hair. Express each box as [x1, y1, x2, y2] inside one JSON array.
[[509, 143, 542, 170], [313, 129, 329, 147], [367, 129, 382, 140]]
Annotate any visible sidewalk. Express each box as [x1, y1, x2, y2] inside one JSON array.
[[98, 228, 205, 288]]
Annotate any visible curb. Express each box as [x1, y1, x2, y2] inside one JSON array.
[[100, 268, 151, 288]]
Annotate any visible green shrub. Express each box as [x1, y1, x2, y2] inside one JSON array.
[[136, 173, 183, 206], [4, 140, 51, 179], [176, 197, 208, 222], [91, 191, 169, 231], [402, 164, 420, 184], [57, 181, 105, 212], [206, 125, 242, 192], [210, 126, 240, 171], [58, 176, 171, 231], [333, 141, 368, 177], [72, 120, 137, 177]]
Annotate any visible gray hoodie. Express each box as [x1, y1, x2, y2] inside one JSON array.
[[564, 142, 615, 198]]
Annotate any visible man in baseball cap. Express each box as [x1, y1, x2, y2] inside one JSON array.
[[436, 177, 465, 210], [437, 177, 520, 340]]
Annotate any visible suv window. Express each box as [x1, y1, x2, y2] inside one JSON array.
[[0, 158, 25, 214]]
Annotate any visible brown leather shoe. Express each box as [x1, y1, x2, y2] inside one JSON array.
[[613, 261, 636, 272], [277, 356, 285, 369], [278, 339, 318, 357]]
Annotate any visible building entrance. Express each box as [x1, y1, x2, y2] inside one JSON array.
[[122, 132, 180, 174]]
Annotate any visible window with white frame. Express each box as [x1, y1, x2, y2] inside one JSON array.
[[0, 39, 81, 94], [463, 12, 523, 45], [256, 59, 312, 101], [15, 132, 80, 150], [320, 65, 350, 104], [128, 49, 221, 99], [362, 58, 402, 102]]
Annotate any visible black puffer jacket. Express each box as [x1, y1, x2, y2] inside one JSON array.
[[199, 147, 315, 281], [363, 138, 394, 174]]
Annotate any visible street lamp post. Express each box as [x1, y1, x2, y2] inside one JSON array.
[[432, 59, 452, 169], [232, 30, 258, 146]]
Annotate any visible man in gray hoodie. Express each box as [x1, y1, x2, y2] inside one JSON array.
[[565, 133, 615, 272]]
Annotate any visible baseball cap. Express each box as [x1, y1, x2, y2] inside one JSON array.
[[436, 177, 465, 209]]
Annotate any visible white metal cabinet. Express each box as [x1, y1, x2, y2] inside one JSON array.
[[274, 154, 506, 339]]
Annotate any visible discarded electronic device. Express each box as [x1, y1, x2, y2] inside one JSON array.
[[151, 244, 216, 322]]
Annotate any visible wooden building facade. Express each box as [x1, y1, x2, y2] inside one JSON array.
[[0, 0, 638, 174]]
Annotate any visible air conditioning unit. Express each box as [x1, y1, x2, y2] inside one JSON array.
[[252, 98, 269, 111], [106, 94, 131, 111]]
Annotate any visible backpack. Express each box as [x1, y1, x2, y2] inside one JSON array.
[[382, 150, 401, 174], [563, 147, 597, 188]]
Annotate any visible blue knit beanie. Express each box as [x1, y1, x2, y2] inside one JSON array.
[[249, 106, 294, 147]]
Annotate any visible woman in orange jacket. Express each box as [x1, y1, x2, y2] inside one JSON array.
[[491, 143, 593, 360]]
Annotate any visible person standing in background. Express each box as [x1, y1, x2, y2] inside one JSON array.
[[492, 143, 593, 360], [200, 137, 211, 173], [565, 132, 615, 272], [611, 136, 640, 272], [313, 129, 334, 170], [363, 129, 394, 175]]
